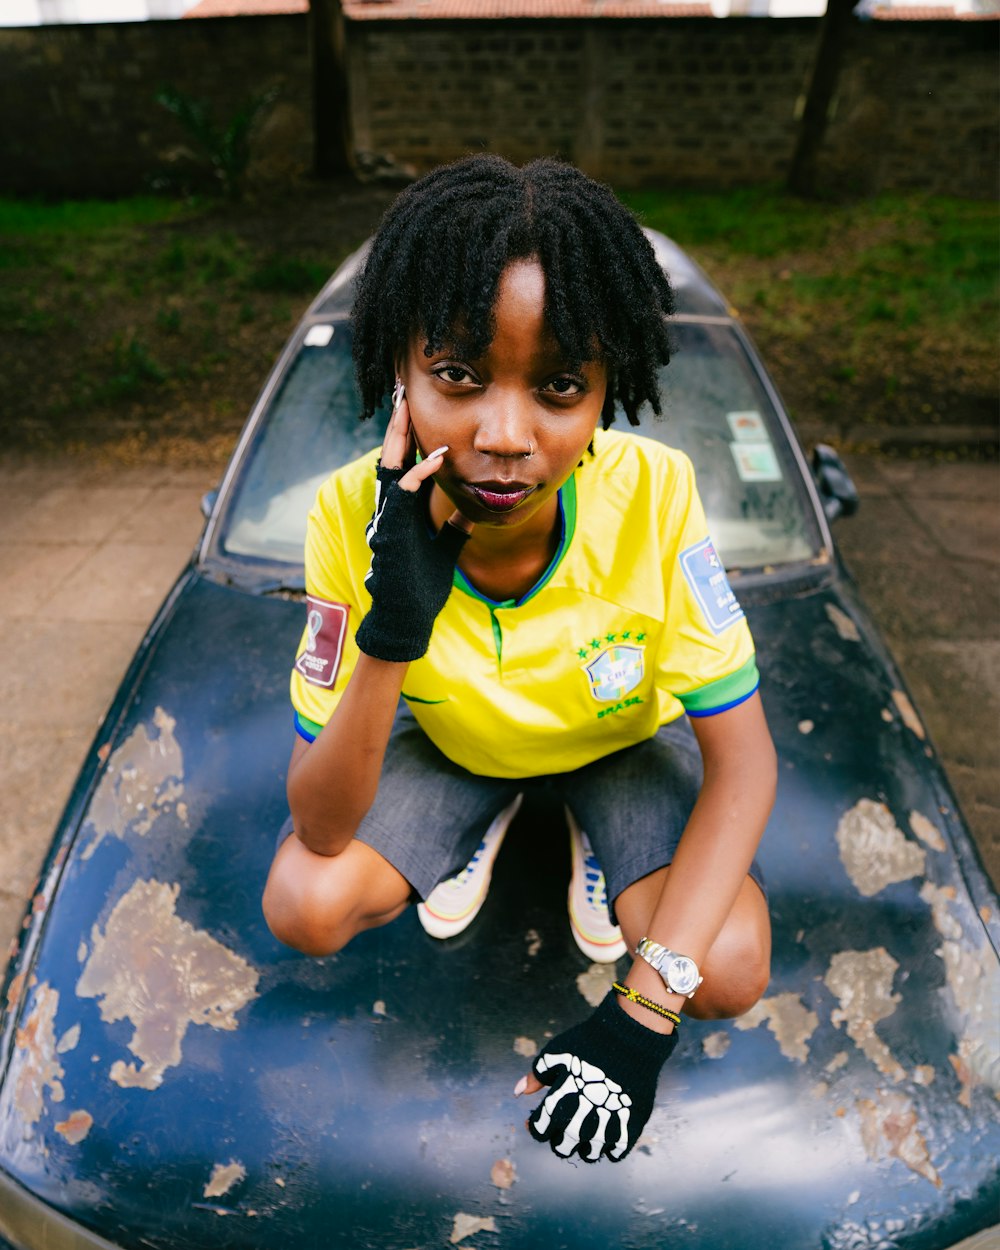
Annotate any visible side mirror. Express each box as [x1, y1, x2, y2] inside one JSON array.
[[200, 489, 219, 520], [812, 444, 859, 522]]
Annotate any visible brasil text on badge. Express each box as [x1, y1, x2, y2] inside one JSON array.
[[583, 644, 645, 703]]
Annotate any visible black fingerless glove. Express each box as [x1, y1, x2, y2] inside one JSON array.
[[355, 461, 469, 663], [528, 991, 678, 1163]]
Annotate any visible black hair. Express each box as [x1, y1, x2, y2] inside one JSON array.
[[351, 154, 674, 428]]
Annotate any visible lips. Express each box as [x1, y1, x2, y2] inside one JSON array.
[[465, 481, 536, 513]]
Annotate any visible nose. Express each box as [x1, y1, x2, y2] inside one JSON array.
[[472, 391, 534, 458]]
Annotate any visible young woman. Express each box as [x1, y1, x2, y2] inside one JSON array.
[[263, 154, 776, 1163]]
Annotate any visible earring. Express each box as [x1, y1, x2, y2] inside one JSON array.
[[391, 377, 405, 412]]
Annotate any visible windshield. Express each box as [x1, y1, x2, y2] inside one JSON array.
[[218, 320, 819, 572]]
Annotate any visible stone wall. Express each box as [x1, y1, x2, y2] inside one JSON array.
[[0, 13, 995, 198]]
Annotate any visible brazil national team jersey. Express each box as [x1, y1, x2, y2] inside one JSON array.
[[290, 430, 759, 779]]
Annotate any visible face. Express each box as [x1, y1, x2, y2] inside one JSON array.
[[400, 258, 607, 535]]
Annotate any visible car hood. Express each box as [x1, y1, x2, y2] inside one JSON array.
[[0, 570, 997, 1250]]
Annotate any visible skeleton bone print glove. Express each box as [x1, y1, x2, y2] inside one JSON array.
[[528, 991, 678, 1162]]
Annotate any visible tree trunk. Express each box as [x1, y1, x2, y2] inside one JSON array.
[[787, 0, 857, 197], [309, 0, 353, 178]]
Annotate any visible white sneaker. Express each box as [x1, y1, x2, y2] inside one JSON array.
[[417, 794, 524, 939], [567, 807, 627, 963]]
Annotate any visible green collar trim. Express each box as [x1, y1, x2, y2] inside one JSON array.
[[453, 474, 578, 608]]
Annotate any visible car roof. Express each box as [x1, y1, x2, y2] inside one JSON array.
[[310, 228, 732, 321]]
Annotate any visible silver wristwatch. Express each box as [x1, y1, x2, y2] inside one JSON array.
[[635, 937, 703, 998]]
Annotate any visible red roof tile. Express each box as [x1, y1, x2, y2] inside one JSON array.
[[343, 1, 712, 15], [184, 0, 305, 14]]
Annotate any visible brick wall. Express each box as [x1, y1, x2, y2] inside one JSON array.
[[0, 14, 995, 198]]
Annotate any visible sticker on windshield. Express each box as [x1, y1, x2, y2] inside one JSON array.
[[304, 324, 335, 347], [731, 442, 782, 483], [295, 595, 349, 688], [680, 538, 745, 634], [727, 410, 767, 442]]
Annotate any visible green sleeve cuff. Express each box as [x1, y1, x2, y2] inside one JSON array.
[[678, 655, 760, 717], [293, 710, 325, 743]]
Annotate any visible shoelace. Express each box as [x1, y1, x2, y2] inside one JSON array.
[[584, 852, 608, 912], [450, 840, 486, 889]]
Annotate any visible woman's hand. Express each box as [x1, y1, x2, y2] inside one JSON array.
[[354, 382, 473, 663], [514, 992, 678, 1163]]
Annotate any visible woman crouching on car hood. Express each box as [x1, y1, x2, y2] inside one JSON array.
[[262, 153, 777, 1164]]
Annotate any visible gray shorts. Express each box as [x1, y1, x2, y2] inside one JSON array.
[[278, 703, 766, 923]]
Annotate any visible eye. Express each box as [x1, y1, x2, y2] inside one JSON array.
[[541, 375, 585, 398], [432, 364, 477, 386]]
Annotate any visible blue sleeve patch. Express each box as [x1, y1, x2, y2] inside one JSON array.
[[679, 537, 745, 635]]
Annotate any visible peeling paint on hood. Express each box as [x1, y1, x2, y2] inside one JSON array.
[[856, 1091, 941, 1187], [76, 878, 259, 1090], [82, 708, 187, 860], [11, 983, 65, 1124], [909, 811, 946, 853], [733, 992, 819, 1063], [54, 1109, 93, 1145], [576, 962, 616, 1008], [891, 689, 926, 741], [204, 1160, 247, 1198], [920, 881, 1000, 1105], [825, 603, 860, 642], [825, 949, 904, 1082], [836, 799, 925, 897]]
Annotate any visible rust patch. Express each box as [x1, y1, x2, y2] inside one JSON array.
[[733, 992, 818, 1063], [857, 1092, 941, 1187], [825, 948, 904, 1082], [450, 1213, 497, 1244], [513, 1036, 537, 1058], [909, 811, 945, 853], [525, 928, 541, 957], [490, 1158, 517, 1189], [204, 1161, 246, 1198], [825, 1051, 849, 1073], [891, 689, 926, 740], [702, 1031, 731, 1059], [76, 878, 259, 1091], [5, 972, 25, 1011], [83, 708, 187, 860], [912, 1065, 936, 1086], [835, 799, 925, 897], [576, 962, 616, 1008], [12, 983, 65, 1123], [54, 1109, 93, 1145], [980, 905, 993, 924], [921, 881, 1000, 1106], [825, 603, 860, 642]]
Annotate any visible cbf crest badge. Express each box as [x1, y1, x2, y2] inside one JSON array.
[[584, 644, 645, 702]]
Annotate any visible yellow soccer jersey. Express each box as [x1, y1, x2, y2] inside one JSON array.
[[290, 430, 759, 779]]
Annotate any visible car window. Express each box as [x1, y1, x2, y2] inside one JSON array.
[[218, 320, 819, 572]]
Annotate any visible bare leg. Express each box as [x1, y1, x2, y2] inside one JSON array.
[[263, 832, 413, 957], [614, 867, 771, 1019]]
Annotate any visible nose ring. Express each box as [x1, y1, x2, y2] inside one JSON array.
[[522, 445, 535, 459]]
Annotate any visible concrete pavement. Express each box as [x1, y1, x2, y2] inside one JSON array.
[[0, 448, 997, 989]]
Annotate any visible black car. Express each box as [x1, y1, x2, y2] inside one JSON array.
[[0, 233, 997, 1250]]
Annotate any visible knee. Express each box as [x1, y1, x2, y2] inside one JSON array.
[[262, 859, 358, 957], [685, 941, 771, 1021]]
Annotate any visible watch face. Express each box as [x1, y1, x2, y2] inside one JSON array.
[[667, 955, 699, 995]]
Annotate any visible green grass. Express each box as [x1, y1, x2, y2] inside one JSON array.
[[0, 195, 187, 236], [621, 186, 999, 330]]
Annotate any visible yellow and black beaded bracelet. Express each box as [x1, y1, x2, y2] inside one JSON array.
[[613, 981, 682, 1027]]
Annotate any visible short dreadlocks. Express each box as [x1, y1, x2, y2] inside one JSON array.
[[351, 154, 674, 429]]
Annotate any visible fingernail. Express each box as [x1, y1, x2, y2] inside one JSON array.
[[427, 445, 448, 459], [514, 1076, 528, 1097]]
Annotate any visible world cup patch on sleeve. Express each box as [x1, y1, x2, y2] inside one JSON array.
[[679, 538, 745, 634], [294, 596, 349, 688]]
